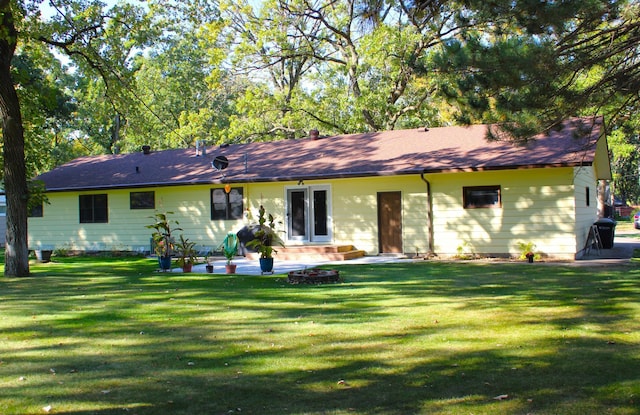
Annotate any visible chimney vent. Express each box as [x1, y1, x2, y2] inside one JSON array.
[[142, 145, 151, 155], [310, 129, 320, 140]]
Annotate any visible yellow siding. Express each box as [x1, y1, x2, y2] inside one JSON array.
[[573, 166, 598, 257], [428, 168, 581, 259], [247, 176, 428, 255], [29, 165, 596, 259], [329, 176, 428, 254], [29, 185, 249, 252]]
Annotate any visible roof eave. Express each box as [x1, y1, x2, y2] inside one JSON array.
[[422, 162, 593, 174]]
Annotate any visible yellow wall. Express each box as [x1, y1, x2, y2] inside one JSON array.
[[427, 167, 582, 259], [246, 177, 428, 254], [28, 185, 248, 252], [573, 166, 599, 257], [29, 166, 596, 259]]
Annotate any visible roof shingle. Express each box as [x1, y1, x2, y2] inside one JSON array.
[[37, 117, 605, 191]]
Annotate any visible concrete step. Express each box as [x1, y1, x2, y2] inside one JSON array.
[[245, 245, 366, 261]]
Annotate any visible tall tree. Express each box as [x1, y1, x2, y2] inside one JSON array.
[[432, 0, 639, 139], [1, 0, 29, 276], [1, 0, 153, 276], [219, 0, 321, 141]]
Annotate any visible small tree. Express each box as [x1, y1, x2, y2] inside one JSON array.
[[146, 212, 180, 258], [246, 205, 284, 259], [175, 235, 197, 268]]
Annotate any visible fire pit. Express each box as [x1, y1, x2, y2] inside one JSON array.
[[287, 269, 341, 284]]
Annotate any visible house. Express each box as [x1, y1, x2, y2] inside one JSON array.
[[29, 117, 611, 260]]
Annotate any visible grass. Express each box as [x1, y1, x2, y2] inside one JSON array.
[[1, 254, 639, 414]]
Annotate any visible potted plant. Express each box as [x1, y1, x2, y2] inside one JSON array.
[[175, 235, 197, 273], [205, 260, 214, 273], [34, 245, 54, 263], [246, 205, 284, 274], [517, 241, 538, 263], [221, 232, 239, 274], [146, 212, 181, 271]]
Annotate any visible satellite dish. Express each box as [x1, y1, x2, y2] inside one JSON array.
[[212, 155, 229, 171]]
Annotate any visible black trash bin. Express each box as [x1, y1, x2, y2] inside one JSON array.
[[595, 218, 616, 249]]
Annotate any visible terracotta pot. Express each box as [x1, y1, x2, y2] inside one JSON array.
[[225, 264, 237, 274], [182, 263, 193, 273]]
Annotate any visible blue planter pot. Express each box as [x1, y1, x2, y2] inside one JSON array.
[[259, 257, 274, 274], [159, 256, 172, 270]]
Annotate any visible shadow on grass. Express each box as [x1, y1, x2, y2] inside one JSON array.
[[1, 259, 639, 414]]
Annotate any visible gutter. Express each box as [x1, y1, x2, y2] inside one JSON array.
[[420, 171, 435, 255]]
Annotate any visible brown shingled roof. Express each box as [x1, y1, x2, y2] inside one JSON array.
[[37, 117, 605, 191]]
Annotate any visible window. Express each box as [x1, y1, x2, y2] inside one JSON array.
[[463, 186, 501, 209], [79, 194, 108, 223], [585, 187, 590, 207], [211, 187, 243, 220], [29, 203, 43, 217], [0, 195, 5, 216], [130, 191, 155, 209]]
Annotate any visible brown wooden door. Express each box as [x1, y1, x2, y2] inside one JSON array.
[[377, 191, 402, 253]]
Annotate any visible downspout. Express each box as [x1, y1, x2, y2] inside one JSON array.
[[420, 171, 434, 256]]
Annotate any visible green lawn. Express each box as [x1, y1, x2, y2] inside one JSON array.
[[1, 255, 639, 415]]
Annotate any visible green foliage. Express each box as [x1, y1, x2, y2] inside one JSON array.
[[220, 231, 238, 264], [26, 179, 49, 212], [455, 241, 476, 260], [174, 234, 197, 268], [1, 258, 639, 414], [609, 119, 640, 204], [246, 205, 284, 259], [517, 241, 541, 260], [146, 212, 181, 258]]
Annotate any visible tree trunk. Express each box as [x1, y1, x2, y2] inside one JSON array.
[[1, 1, 30, 277]]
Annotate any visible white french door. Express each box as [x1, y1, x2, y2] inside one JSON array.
[[286, 185, 332, 243]]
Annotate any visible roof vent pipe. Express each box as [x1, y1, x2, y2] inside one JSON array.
[[142, 145, 151, 155], [310, 129, 320, 140], [195, 140, 207, 156]]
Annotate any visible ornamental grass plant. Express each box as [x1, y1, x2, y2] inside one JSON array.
[[1, 252, 639, 414]]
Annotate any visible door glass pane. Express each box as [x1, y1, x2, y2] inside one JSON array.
[[313, 190, 328, 236], [291, 190, 306, 237]]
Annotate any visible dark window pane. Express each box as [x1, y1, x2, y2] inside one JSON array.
[[313, 190, 328, 236], [211, 189, 228, 220], [211, 187, 244, 220], [93, 194, 108, 222], [291, 190, 306, 237], [463, 186, 501, 209], [79, 194, 108, 223], [229, 188, 243, 219], [29, 203, 43, 217], [79, 195, 93, 223], [130, 191, 155, 209], [585, 187, 590, 207]]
